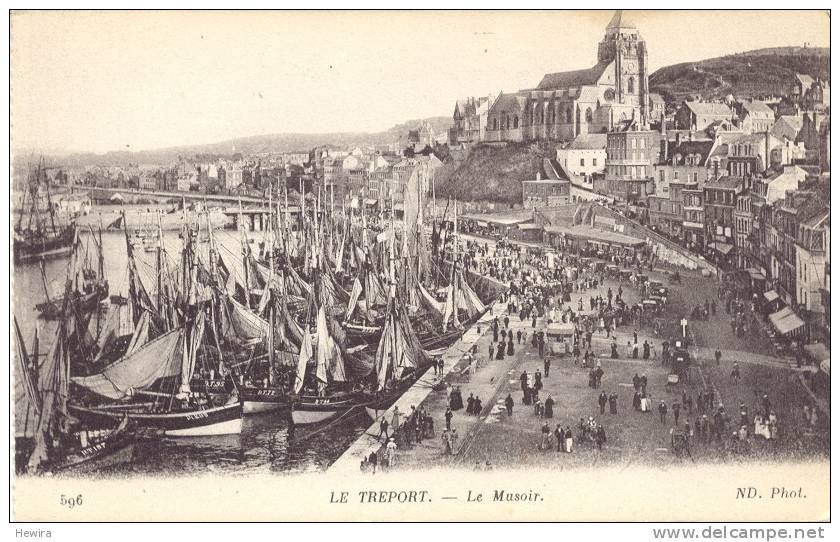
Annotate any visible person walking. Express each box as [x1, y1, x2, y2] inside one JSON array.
[[378, 417, 390, 442], [595, 425, 607, 451], [504, 394, 514, 416], [554, 424, 564, 452], [598, 391, 608, 414], [658, 400, 668, 424], [672, 402, 681, 425], [445, 407, 453, 431], [609, 393, 618, 415], [544, 357, 551, 378]]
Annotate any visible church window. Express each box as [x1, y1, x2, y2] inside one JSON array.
[[505, 114, 510, 129], [640, 138, 645, 149], [513, 115, 519, 129], [585, 108, 593, 122], [565, 107, 572, 123], [631, 139, 637, 149], [492, 118, 498, 130], [628, 77, 635, 94]]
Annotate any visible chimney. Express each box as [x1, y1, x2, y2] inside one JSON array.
[[660, 138, 668, 162], [660, 112, 666, 135], [764, 131, 771, 172]]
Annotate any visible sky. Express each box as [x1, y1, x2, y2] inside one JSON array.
[[10, 10, 830, 154]]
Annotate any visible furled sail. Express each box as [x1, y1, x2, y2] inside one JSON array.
[[294, 331, 314, 394], [374, 295, 428, 391], [178, 311, 206, 396], [71, 327, 183, 400], [316, 305, 345, 383]]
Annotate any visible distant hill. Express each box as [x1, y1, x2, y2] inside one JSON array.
[[650, 46, 830, 103], [435, 143, 543, 205], [18, 116, 452, 167]]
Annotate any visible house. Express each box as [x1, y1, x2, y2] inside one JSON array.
[[648, 93, 666, 122], [555, 133, 607, 182], [771, 115, 804, 142], [522, 178, 570, 208], [755, 165, 808, 204], [724, 132, 782, 177], [703, 176, 746, 267], [792, 73, 830, 110], [597, 126, 661, 202], [737, 99, 775, 134], [652, 135, 714, 197], [675, 101, 733, 131]]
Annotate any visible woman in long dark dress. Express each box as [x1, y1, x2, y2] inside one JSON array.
[[507, 338, 514, 356], [544, 395, 554, 418], [496, 341, 505, 360]]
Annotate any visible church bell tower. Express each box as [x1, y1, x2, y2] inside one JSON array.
[[597, 10, 649, 125]]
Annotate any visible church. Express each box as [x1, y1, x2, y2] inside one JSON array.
[[461, 11, 651, 144]]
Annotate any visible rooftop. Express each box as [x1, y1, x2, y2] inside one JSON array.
[[537, 61, 611, 91], [567, 133, 608, 150]]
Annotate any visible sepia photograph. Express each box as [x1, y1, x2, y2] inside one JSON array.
[[8, 7, 832, 526]]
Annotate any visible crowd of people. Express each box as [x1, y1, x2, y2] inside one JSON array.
[[361, 232, 820, 472]]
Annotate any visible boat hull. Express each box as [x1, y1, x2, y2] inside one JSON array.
[[68, 402, 243, 436], [240, 385, 289, 415], [290, 393, 362, 426], [13, 225, 77, 264]]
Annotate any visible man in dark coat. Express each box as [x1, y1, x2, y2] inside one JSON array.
[[504, 394, 514, 416], [598, 391, 608, 414], [444, 407, 453, 430], [672, 402, 681, 425], [609, 393, 618, 414], [658, 400, 668, 424], [543, 357, 551, 378]]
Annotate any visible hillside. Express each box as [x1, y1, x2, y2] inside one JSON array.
[[20, 116, 452, 167], [650, 47, 829, 103], [435, 144, 543, 205]]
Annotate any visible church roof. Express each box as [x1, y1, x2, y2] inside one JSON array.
[[537, 61, 611, 91], [606, 10, 636, 31], [492, 92, 526, 112]]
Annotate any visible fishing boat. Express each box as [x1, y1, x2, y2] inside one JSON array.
[[15, 304, 136, 474], [361, 291, 433, 421], [69, 311, 244, 437], [68, 220, 243, 437], [35, 225, 109, 320], [13, 159, 78, 264]]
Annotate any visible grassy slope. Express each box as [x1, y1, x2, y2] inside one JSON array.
[[436, 144, 543, 205], [650, 48, 830, 102]]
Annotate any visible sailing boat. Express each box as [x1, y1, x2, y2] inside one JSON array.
[[13, 159, 77, 264], [68, 216, 242, 437], [35, 225, 109, 320], [361, 289, 432, 420], [15, 294, 135, 474]]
